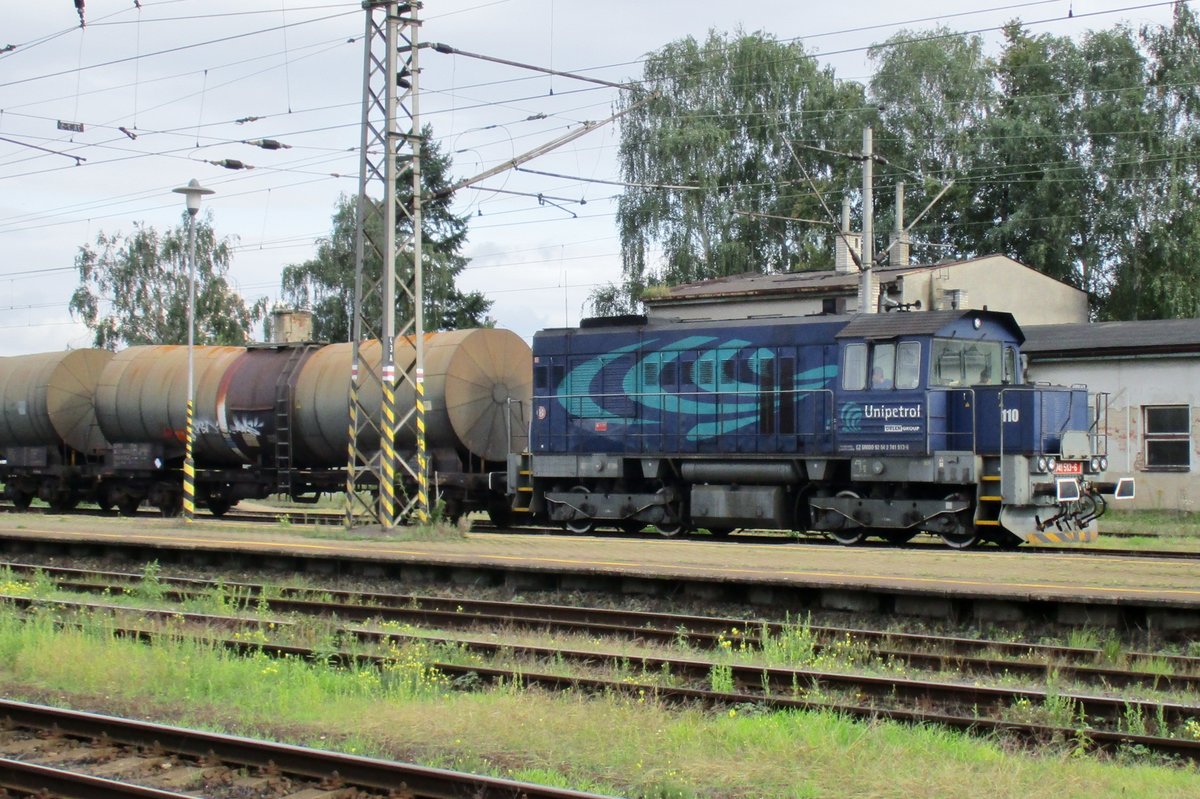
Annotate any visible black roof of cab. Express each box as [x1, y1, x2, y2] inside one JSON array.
[[834, 309, 1024, 343]]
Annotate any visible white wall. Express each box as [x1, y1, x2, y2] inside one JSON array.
[[1028, 356, 1199, 511]]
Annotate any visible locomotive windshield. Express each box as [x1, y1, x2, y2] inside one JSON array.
[[930, 339, 1003, 386]]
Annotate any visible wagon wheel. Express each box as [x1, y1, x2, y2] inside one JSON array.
[[47, 493, 79, 513], [158, 492, 183, 518], [11, 491, 34, 511]]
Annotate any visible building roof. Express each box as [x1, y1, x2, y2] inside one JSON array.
[[641, 254, 1022, 305], [1023, 318, 1200, 358]]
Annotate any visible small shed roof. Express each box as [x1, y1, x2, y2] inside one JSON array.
[[642, 255, 1016, 305], [1023, 318, 1200, 358]]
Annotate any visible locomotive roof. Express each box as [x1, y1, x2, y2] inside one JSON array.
[[561, 307, 1022, 338], [552, 308, 1023, 343], [835, 309, 1023, 342]]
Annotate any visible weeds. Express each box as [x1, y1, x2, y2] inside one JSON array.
[[708, 663, 734, 693]]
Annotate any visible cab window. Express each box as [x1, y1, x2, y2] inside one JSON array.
[[871, 343, 895, 389], [842, 344, 867, 390], [895, 341, 921, 389], [1003, 346, 1018, 385], [931, 339, 1002, 386]]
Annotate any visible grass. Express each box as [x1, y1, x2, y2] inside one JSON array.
[[0, 605, 1199, 797], [1100, 509, 1200, 538]]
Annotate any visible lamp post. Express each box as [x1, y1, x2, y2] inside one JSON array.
[[171, 178, 214, 522]]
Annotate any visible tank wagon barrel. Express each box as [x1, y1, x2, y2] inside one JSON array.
[[95, 345, 250, 466], [292, 328, 532, 467], [0, 349, 113, 455], [0, 349, 113, 510]]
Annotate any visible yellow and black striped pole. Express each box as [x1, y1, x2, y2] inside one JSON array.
[[183, 398, 195, 521], [381, 363, 398, 528], [346, 360, 359, 527], [415, 366, 428, 522]]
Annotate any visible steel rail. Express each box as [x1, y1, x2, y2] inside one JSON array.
[[0, 758, 195, 799], [0, 699, 616, 799]]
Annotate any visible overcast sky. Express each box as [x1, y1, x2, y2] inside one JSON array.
[[0, 0, 1186, 356]]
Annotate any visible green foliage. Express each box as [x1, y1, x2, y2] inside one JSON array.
[[280, 128, 492, 342], [604, 10, 1200, 322], [70, 213, 267, 349], [595, 29, 867, 313]]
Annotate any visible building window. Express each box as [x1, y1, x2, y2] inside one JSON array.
[[1143, 405, 1191, 470]]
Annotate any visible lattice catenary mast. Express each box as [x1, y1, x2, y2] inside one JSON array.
[[346, 0, 427, 528]]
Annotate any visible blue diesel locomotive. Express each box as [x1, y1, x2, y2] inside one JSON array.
[[510, 309, 1134, 548]]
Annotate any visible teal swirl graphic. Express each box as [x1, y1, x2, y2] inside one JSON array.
[[838, 402, 863, 433], [557, 336, 838, 442]]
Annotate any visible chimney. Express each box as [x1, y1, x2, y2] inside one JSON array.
[[890, 181, 910, 267], [834, 197, 862, 274], [271, 308, 314, 343]]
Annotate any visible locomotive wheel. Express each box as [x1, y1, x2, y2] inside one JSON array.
[[207, 498, 233, 518], [652, 484, 686, 537], [117, 498, 141, 517], [827, 491, 866, 545], [655, 521, 685, 537], [941, 529, 981, 549], [11, 491, 34, 511], [563, 486, 595, 534], [939, 493, 978, 549], [620, 521, 647, 534], [828, 528, 867, 546]]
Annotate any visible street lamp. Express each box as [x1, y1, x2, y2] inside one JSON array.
[[172, 178, 214, 522]]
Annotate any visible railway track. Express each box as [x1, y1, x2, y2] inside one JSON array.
[[8, 560, 1200, 687], [3, 500, 1197, 561], [7, 588, 1199, 764], [0, 698, 613, 799], [7, 562, 1200, 726]]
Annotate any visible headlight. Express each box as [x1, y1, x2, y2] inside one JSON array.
[[1090, 457, 1101, 472], [1100, 456, 1108, 471], [1036, 456, 1048, 473], [1046, 457, 1057, 472]]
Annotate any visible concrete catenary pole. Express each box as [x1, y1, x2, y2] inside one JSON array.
[[860, 125, 875, 314]]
